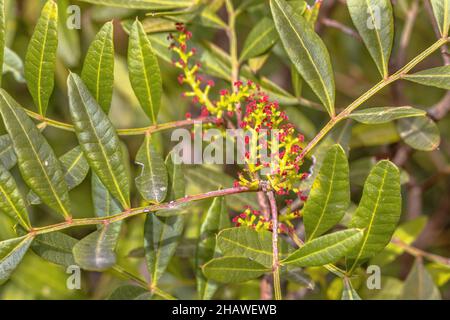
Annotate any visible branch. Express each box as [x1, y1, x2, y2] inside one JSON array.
[[267, 191, 282, 301]]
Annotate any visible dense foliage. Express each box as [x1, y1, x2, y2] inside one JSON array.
[[0, 0, 449, 300]]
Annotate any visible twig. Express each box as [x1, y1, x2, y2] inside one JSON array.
[[267, 191, 282, 300], [320, 18, 361, 41]]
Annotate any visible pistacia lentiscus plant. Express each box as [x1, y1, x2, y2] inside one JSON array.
[[0, 0, 449, 300]]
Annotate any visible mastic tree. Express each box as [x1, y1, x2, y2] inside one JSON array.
[[0, 0, 449, 300]]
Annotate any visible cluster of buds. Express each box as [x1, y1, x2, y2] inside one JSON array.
[[170, 24, 309, 195], [232, 207, 301, 235]]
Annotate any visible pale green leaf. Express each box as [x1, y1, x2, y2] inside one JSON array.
[[397, 116, 441, 151], [92, 173, 123, 218], [0, 164, 31, 229], [81, 22, 115, 113], [341, 277, 361, 300], [202, 256, 269, 283], [24, 0, 58, 116], [351, 122, 400, 148], [0, 0, 5, 86], [57, 0, 80, 67], [67, 73, 130, 209], [347, 0, 394, 78], [403, 66, 450, 90], [0, 236, 33, 285], [135, 135, 168, 203], [0, 89, 71, 219], [73, 224, 120, 271], [3, 47, 25, 83], [348, 107, 426, 124], [270, 0, 335, 116], [218, 227, 289, 268], [77, 0, 195, 10], [239, 18, 278, 62], [0, 134, 16, 170], [403, 259, 442, 300], [347, 160, 401, 270], [303, 145, 350, 240], [196, 197, 230, 300], [283, 229, 363, 267], [431, 0, 450, 37], [108, 285, 151, 300], [128, 20, 162, 124]]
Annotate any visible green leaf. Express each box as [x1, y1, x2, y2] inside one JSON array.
[[92, 173, 123, 218], [31, 232, 77, 267], [397, 116, 441, 151], [347, 160, 401, 270], [3, 47, 25, 83], [108, 285, 151, 300], [77, 0, 195, 10], [403, 66, 450, 90], [431, 0, 450, 37], [24, 0, 58, 116], [217, 227, 289, 268], [303, 145, 350, 240], [144, 214, 185, 286], [0, 134, 16, 170], [348, 107, 426, 124], [347, 0, 394, 78], [239, 18, 278, 62], [81, 21, 115, 113], [283, 229, 363, 267], [0, 90, 71, 219], [0, 236, 33, 285], [128, 20, 162, 124], [270, 0, 335, 116], [67, 73, 130, 209], [341, 277, 361, 300], [196, 197, 230, 300], [57, 0, 80, 67], [72, 224, 120, 271], [0, 0, 5, 86], [0, 164, 31, 230], [403, 259, 441, 300], [135, 135, 168, 203], [202, 257, 269, 283], [28, 146, 89, 204], [351, 122, 400, 148]]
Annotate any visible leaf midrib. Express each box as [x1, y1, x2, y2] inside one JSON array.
[[365, 0, 388, 77]]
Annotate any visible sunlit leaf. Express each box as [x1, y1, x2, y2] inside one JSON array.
[[0, 236, 33, 285], [270, 0, 335, 116], [341, 277, 361, 300], [77, 0, 195, 10], [135, 135, 168, 203], [403, 66, 450, 90], [202, 256, 269, 283], [303, 145, 350, 240], [81, 21, 115, 113], [348, 107, 426, 124], [128, 20, 162, 124], [430, 0, 450, 37], [67, 73, 130, 209], [347, 160, 401, 270], [347, 0, 394, 78], [397, 116, 440, 151], [0, 0, 5, 86], [108, 285, 151, 300], [0, 90, 71, 219], [24, 0, 58, 115], [283, 229, 363, 267], [0, 164, 31, 229]]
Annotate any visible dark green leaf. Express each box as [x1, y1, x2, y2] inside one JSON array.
[[3, 47, 25, 83], [202, 256, 269, 283], [67, 73, 130, 209], [283, 229, 363, 267], [348, 107, 426, 124], [303, 145, 350, 240], [0, 134, 16, 170], [347, 160, 401, 270], [0, 90, 71, 219], [24, 0, 58, 116], [347, 0, 394, 78], [239, 18, 278, 62], [431, 0, 450, 37], [135, 135, 168, 203], [128, 20, 162, 124], [81, 21, 115, 113], [32, 232, 77, 267], [270, 0, 335, 116]]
